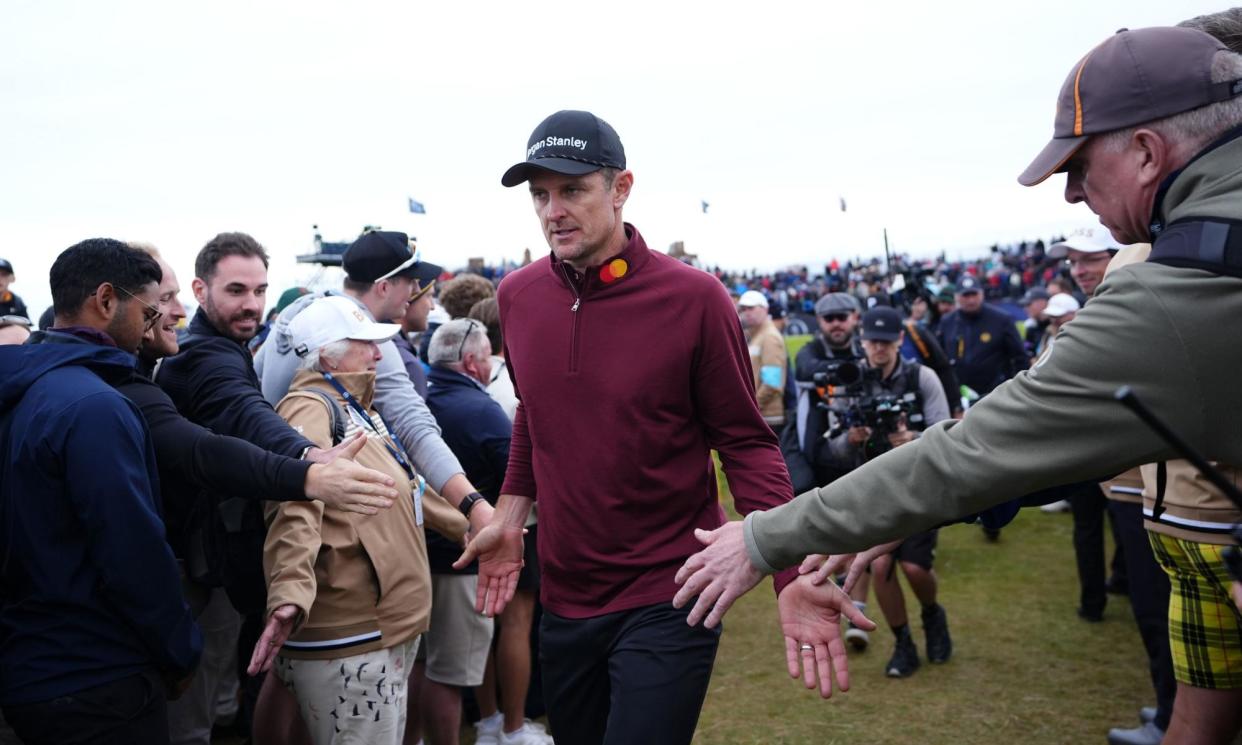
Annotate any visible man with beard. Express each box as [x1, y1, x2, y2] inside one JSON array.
[[153, 233, 370, 745], [783, 292, 863, 493]]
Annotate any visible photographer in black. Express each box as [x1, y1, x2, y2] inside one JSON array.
[[823, 307, 952, 678], [782, 293, 864, 493]]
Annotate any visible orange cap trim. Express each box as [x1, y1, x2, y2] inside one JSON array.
[[1072, 49, 1096, 137]]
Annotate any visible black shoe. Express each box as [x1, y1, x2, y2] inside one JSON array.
[[982, 526, 1001, 542], [885, 631, 921, 678], [922, 604, 953, 664], [1077, 606, 1104, 623]]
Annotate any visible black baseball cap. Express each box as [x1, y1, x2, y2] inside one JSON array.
[[501, 110, 627, 187], [860, 307, 904, 342], [1019, 27, 1242, 186], [0, 259, 12, 274], [956, 275, 983, 294], [342, 231, 443, 286]]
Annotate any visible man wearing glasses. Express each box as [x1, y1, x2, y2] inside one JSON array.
[[0, 239, 201, 744], [1047, 228, 1119, 298]]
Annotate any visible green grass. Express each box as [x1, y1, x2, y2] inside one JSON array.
[[699, 470, 1151, 744]]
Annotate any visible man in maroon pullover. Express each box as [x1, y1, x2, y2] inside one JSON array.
[[456, 110, 872, 743]]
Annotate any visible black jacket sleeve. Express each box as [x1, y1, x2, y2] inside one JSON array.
[[121, 378, 310, 501], [173, 337, 312, 457]]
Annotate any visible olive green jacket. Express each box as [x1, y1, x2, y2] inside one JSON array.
[[746, 130, 1242, 571]]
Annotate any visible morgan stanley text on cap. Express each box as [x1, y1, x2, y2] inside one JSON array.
[[501, 110, 627, 187]]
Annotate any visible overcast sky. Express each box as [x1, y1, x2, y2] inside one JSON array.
[[1, 0, 1227, 316]]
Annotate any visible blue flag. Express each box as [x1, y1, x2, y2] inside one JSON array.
[[408, 198, 426, 214]]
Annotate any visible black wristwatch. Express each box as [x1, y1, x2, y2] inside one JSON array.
[[458, 491, 485, 517]]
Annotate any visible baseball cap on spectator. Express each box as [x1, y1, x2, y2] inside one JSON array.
[[1019, 287, 1051, 305], [956, 276, 983, 294], [501, 110, 627, 187], [1044, 293, 1082, 318], [288, 296, 401, 359], [274, 287, 311, 316], [1019, 27, 1242, 186], [343, 231, 443, 286], [738, 290, 768, 309], [769, 304, 786, 321], [815, 293, 859, 316], [0, 315, 30, 329], [860, 307, 904, 342], [1047, 227, 1123, 259], [935, 285, 956, 303], [0, 259, 12, 274]]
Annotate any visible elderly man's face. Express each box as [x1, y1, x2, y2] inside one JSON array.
[[1063, 135, 1151, 245]]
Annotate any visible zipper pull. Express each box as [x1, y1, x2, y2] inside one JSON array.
[[571, 298, 581, 312]]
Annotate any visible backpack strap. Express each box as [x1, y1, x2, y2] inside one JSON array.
[[288, 389, 346, 446], [1148, 218, 1242, 279]]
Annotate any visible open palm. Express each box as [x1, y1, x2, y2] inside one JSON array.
[[778, 574, 876, 699]]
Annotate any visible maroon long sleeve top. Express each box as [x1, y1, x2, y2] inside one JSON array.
[[498, 224, 796, 618]]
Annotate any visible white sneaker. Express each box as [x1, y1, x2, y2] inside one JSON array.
[[1040, 499, 1071, 513], [500, 721, 554, 745], [474, 712, 504, 745]]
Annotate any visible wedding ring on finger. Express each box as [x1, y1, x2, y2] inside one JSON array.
[[799, 644, 813, 652]]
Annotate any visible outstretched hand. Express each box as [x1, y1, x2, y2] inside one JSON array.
[[455, 524, 524, 617], [305, 433, 399, 515], [779, 574, 877, 698], [798, 539, 902, 593], [247, 604, 299, 676], [673, 521, 764, 628]]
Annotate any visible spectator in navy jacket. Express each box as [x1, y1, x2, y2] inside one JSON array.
[[0, 239, 201, 745]]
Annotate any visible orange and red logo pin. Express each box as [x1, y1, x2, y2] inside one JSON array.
[[599, 258, 628, 284]]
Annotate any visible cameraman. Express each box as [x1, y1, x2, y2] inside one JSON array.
[[783, 293, 865, 492], [826, 307, 952, 679]]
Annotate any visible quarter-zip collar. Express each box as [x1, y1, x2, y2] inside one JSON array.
[[549, 223, 652, 302]]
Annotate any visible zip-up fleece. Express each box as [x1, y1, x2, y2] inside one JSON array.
[[265, 370, 434, 659], [498, 224, 795, 618], [745, 127, 1242, 569]]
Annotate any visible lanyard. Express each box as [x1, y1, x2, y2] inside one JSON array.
[[322, 372, 415, 481]]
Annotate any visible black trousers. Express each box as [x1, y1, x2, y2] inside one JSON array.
[[540, 601, 721, 745], [1108, 500, 1176, 730], [2, 670, 169, 745], [1069, 483, 1126, 616]]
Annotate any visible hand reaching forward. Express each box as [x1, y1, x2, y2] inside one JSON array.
[[455, 523, 524, 617], [798, 539, 902, 593], [779, 574, 877, 698], [304, 433, 398, 515], [247, 604, 299, 676], [673, 521, 764, 628]]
